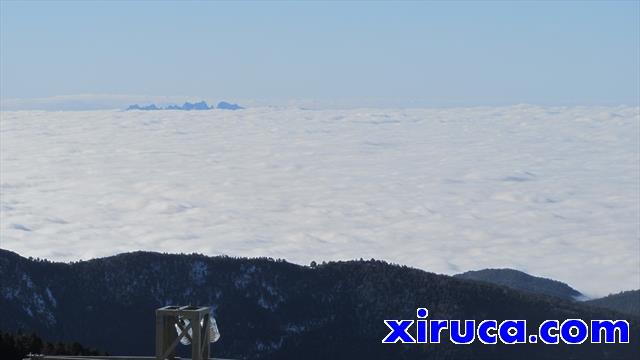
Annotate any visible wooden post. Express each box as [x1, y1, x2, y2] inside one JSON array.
[[155, 305, 211, 360], [201, 314, 210, 360], [191, 313, 201, 360]]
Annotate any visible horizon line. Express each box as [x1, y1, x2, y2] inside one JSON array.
[[1, 94, 639, 111]]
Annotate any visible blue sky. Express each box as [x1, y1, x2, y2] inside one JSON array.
[[1, 1, 638, 108]]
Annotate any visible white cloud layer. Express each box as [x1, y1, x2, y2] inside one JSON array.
[[1, 106, 638, 297]]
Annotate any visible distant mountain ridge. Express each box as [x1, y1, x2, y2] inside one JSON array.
[[1, 250, 638, 360], [586, 290, 640, 317], [126, 101, 243, 111], [455, 268, 584, 301]]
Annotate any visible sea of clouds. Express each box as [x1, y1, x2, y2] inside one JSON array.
[[1, 106, 638, 297]]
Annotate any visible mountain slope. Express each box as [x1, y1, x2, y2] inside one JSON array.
[[586, 290, 640, 317], [1, 250, 637, 359], [455, 268, 583, 300]]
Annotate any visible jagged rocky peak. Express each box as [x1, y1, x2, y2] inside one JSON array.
[[125, 100, 244, 111], [216, 101, 244, 110], [181, 101, 212, 110], [126, 104, 160, 111]]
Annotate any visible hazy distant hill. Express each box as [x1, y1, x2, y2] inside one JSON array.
[[455, 268, 583, 301], [1, 250, 637, 360], [586, 290, 640, 317]]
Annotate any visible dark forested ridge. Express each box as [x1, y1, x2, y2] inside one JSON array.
[[0, 331, 104, 360], [586, 290, 640, 317], [1, 249, 638, 359], [455, 268, 584, 301]]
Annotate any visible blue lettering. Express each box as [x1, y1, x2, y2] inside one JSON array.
[[560, 319, 588, 344], [477, 320, 498, 344], [450, 320, 475, 344], [499, 320, 526, 344], [539, 320, 559, 344], [591, 320, 629, 343], [382, 320, 416, 343]]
